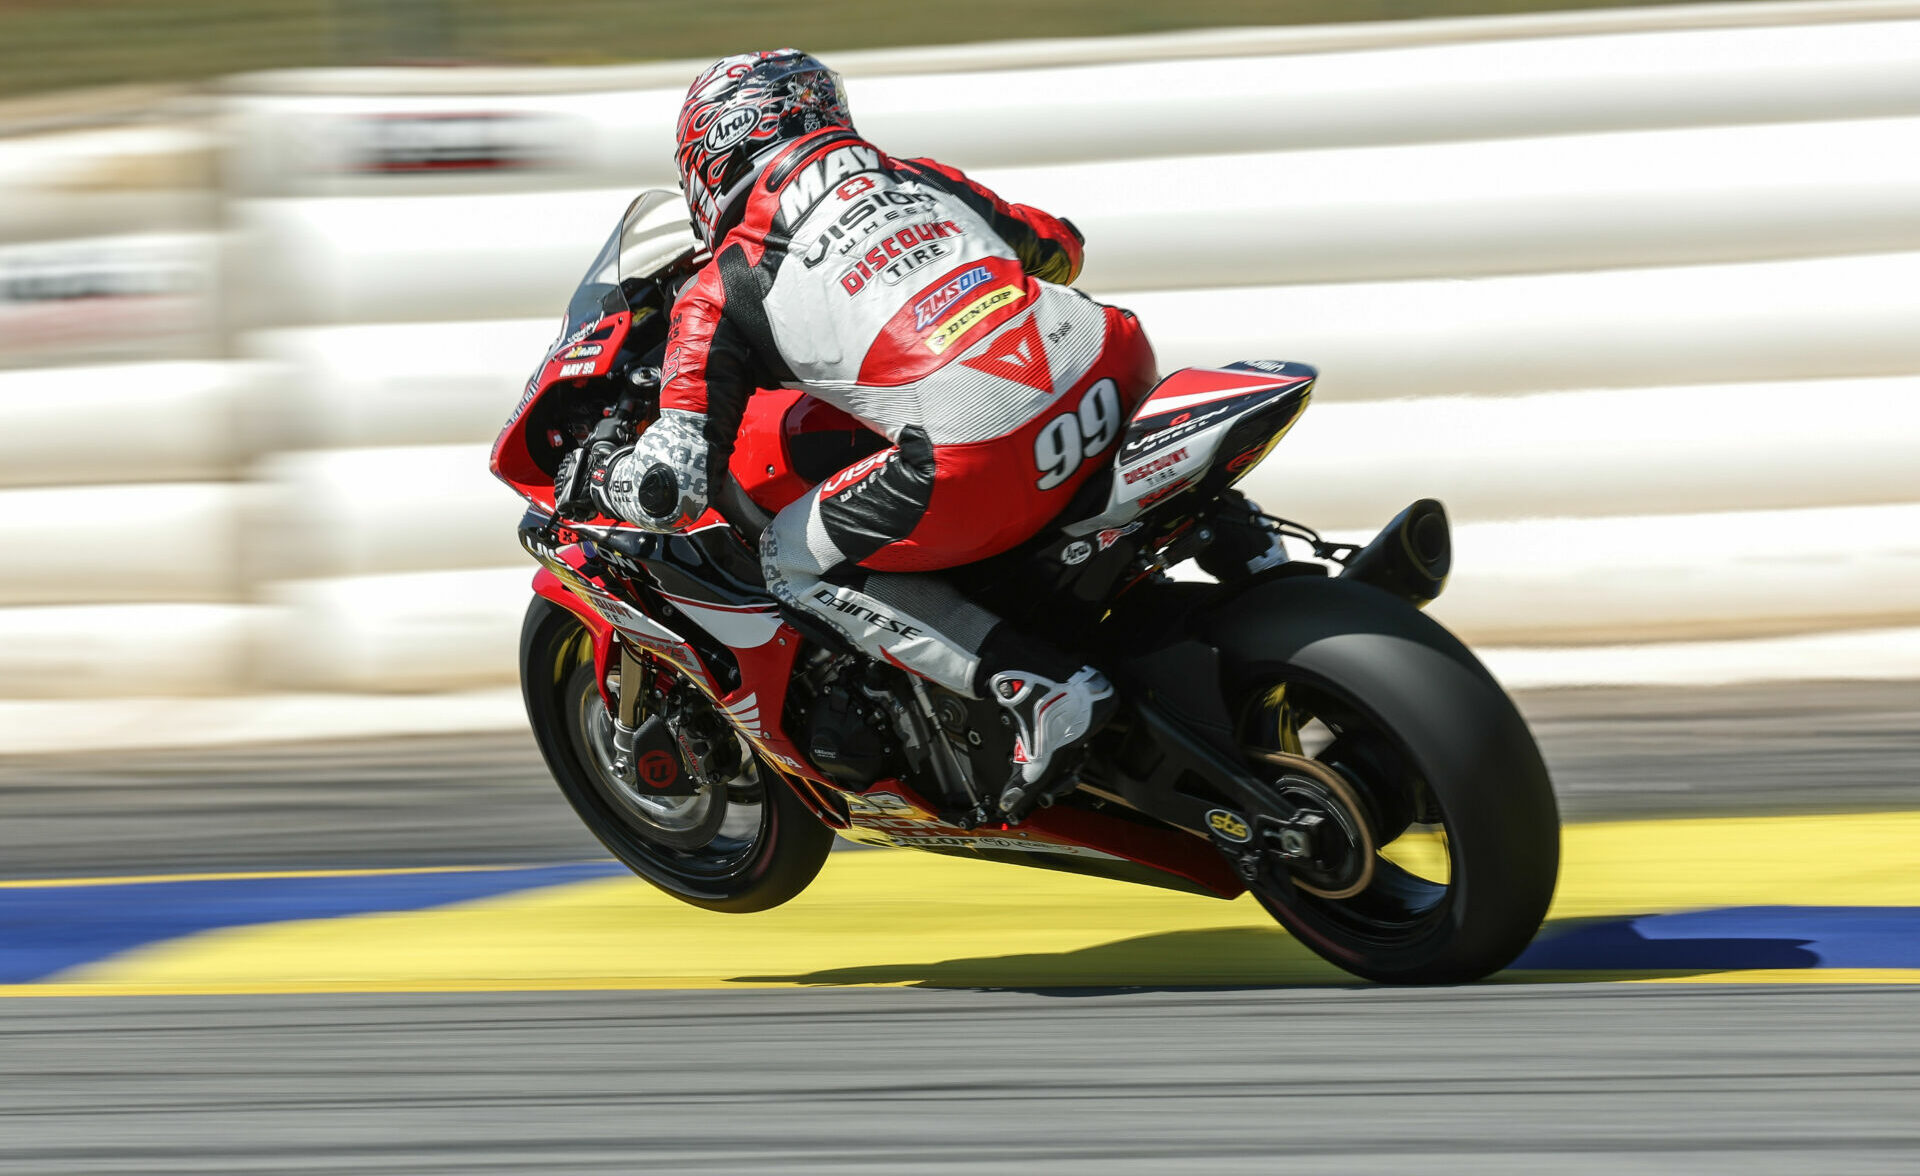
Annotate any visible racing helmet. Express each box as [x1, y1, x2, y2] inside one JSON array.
[[674, 49, 852, 248]]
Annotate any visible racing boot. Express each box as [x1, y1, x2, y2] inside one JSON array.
[[990, 665, 1118, 820]]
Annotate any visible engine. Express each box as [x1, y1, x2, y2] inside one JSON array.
[[800, 661, 902, 790]]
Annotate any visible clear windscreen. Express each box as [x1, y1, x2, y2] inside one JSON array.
[[555, 189, 699, 350]]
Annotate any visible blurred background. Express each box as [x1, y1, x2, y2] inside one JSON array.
[[4, 0, 1919, 728], [4, 3, 1920, 1170]]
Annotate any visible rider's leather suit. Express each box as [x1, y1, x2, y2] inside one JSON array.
[[605, 128, 1157, 698]]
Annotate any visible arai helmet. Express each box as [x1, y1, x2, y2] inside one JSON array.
[[674, 49, 851, 247]]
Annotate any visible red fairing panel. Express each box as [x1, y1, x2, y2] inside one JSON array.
[[729, 387, 891, 516], [491, 310, 634, 509], [532, 566, 616, 710]]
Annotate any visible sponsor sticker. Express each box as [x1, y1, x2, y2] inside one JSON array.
[[562, 343, 601, 360], [1122, 446, 1189, 485], [636, 750, 680, 790], [777, 144, 882, 225], [1060, 540, 1092, 566], [1097, 522, 1143, 551], [925, 284, 1021, 354], [820, 449, 891, 495], [1207, 809, 1252, 843], [911, 264, 992, 330], [1119, 405, 1235, 462], [838, 222, 960, 295], [703, 106, 759, 152], [799, 188, 939, 269]]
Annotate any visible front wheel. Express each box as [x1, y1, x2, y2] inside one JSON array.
[[520, 595, 833, 913], [1206, 577, 1560, 984]]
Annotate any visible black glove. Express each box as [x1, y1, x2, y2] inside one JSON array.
[[554, 439, 627, 521]]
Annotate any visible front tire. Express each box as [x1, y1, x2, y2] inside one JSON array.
[[1205, 576, 1560, 983], [520, 595, 833, 913]]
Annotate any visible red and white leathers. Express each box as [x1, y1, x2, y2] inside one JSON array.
[[604, 129, 1156, 722]]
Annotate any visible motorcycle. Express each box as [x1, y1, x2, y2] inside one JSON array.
[[491, 191, 1560, 984]]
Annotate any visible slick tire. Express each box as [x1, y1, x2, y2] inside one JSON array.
[[520, 595, 833, 913], [1205, 576, 1561, 984]]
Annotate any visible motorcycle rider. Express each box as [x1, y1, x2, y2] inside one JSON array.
[[572, 49, 1179, 815]]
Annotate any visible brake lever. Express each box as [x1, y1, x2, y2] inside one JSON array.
[[554, 449, 594, 521]]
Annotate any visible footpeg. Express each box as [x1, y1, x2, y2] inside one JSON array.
[[995, 752, 1088, 823]]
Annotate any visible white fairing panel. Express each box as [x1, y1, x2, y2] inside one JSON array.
[[1066, 361, 1316, 535], [660, 594, 785, 649]]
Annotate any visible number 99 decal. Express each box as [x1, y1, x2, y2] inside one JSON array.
[[1034, 378, 1122, 490]]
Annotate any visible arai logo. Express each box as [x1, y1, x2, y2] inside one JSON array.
[[704, 107, 759, 152]]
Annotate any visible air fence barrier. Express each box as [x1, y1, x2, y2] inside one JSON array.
[[5, 0, 1920, 706]]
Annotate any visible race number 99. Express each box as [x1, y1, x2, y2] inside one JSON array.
[[1034, 378, 1121, 490]]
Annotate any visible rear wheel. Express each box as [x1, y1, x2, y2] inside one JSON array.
[[1207, 578, 1560, 983], [520, 596, 833, 912]]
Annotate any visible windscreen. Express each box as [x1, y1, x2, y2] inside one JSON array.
[[554, 189, 697, 350]]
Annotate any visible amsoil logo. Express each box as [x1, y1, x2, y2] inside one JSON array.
[[911, 265, 992, 329]]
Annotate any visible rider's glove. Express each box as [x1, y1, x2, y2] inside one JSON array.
[[602, 408, 712, 532]]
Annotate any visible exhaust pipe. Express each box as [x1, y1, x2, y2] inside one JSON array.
[[1340, 498, 1451, 608]]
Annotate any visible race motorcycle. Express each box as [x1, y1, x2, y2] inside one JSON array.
[[491, 191, 1560, 985]]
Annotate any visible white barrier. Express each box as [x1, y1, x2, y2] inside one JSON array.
[[1051, 117, 1920, 291], [255, 500, 1920, 693], [223, 16, 1920, 198], [1244, 376, 1920, 530], [1127, 250, 1920, 400], [0, 361, 256, 488], [1423, 502, 1920, 645], [245, 246, 1920, 455], [0, 483, 245, 606], [0, 123, 215, 242], [0, 231, 221, 366], [13, 5, 1920, 705], [246, 321, 551, 450], [231, 115, 1920, 322], [0, 604, 255, 697], [252, 445, 525, 580], [231, 189, 630, 327], [260, 567, 529, 692]]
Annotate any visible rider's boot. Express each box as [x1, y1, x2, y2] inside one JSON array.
[[989, 664, 1118, 820]]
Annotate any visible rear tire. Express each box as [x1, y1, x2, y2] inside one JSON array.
[[520, 595, 833, 913], [1206, 577, 1560, 983]]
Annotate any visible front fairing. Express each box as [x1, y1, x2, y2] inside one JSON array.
[[491, 189, 699, 505]]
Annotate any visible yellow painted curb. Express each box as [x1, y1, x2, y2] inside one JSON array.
[[4, 810, 1917, 996]]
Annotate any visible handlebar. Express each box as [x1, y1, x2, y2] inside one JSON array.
[[550, 365, 772, 545]]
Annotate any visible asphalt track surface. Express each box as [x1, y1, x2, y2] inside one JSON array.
[[3, 986, 1918, 1174], [2, 680, 1918, 1172], [3, 680, 1917, 878]]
